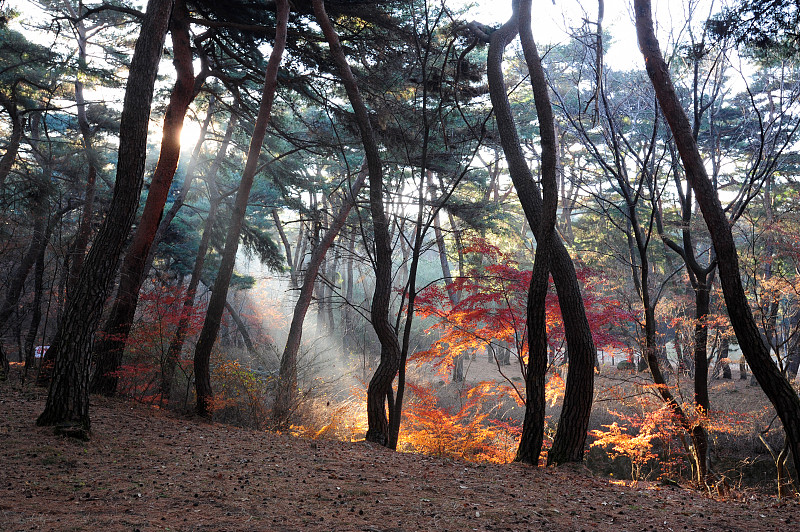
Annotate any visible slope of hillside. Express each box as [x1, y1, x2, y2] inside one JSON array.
[[1, 379, 795, 531]]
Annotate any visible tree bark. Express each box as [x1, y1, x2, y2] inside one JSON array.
[[142, 95, 217, 280], [273, 163, 367, 425], [36, 0, 175, 435], [635, 0, 800, 481], [313, 0, 401, 446], [192, 0, 288, 418], [91, 0, 201, 396], [484, 1, 596, 466]]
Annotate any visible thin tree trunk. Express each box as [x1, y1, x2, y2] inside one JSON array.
[[160, 180, 221, 402], [91, 0, 202, 396], [192, 0, 288, 417], [272, 208, 298, 287], [342, 228, 356, 353], [273, 163, 367, 425], [36, 0, 174, 435], [635, 0, 800, 481], [23, 218, 52, 384], [313, 0, 401, 446], [224, 299, 255, 354], [0, 187, 48, 335]]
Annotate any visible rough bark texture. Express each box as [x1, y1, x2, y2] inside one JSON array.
[[634, 0, 800, 480], [313, 0, 401, 446], [91, 0, 199, 396], [485, 3, 596, 466], [273, 163, 367, 425], [192, 0, 288, 417], [36, 0, 175, 434]]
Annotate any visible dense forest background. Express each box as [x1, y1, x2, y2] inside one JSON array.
[[2, 0, 800, 498]]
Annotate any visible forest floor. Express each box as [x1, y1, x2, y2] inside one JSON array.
[[2, 370, 797, 532]]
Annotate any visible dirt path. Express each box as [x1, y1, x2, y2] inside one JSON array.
[[1, 382, 795, 531]]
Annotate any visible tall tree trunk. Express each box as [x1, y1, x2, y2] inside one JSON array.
[[142, 96, 217, 279], [65, 0, 99, 290], [483, 1, 596, 466], [635, 0, 800, 481], [342, 228, 356, 353], [192, 0, 288, 417], [273, 163, 367, 425], [36, 0, 174, 435], [313, 0, 401, 446], [91, 0, 201, 396], [23, 217, 52, 384]]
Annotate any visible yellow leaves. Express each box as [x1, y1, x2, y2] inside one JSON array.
[[545, 372, 565, 407]]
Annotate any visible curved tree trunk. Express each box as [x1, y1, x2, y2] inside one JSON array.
[[91, 0, 201, 396], [313, 0, 401, 446], [193, 0, 289, 417], [36, 0, 174, 435], [483, 2, 596, 466], [635, 0, 800, 481], [273, 163, 367, 425]]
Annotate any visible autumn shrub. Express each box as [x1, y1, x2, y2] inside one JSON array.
[[289, 388, 368, 442], [589, 392, 691, 482], [209, 351, 271, 429], [109, 284, 205, 406], [399, 381, 520, 463]]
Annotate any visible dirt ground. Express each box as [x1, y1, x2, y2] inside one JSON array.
[[1, 374, 797, 532]]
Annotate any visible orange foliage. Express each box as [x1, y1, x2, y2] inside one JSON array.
[[415, 237, 633, 395], [399, 382, 520, 463]]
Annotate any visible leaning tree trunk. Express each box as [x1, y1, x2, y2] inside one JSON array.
[[141, 96, 217, 282], [273, 163, 367, 425], [483, 1, 596, 466], [91, 0, 202, 396], [313, 0, 402, 446], [635, 0, 800, 481], [192, 0, 289, 418], [36, 0, 174, 436]]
